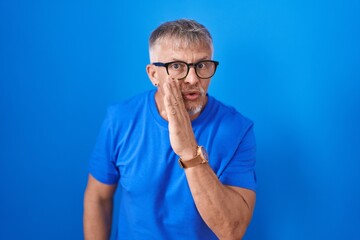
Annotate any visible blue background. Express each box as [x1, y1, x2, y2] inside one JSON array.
[[1, 0, 359, 239]]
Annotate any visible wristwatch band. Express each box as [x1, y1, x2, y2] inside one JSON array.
[[178, 146, 209, 169]]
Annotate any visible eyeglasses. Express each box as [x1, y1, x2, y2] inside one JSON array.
[[152, 60, 219, 80]]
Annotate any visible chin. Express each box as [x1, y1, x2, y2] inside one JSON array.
[[184, 96, 206, 116], [186, 104, 203, 116]]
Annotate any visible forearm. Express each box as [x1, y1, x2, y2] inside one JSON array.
[[161, 79, 254, 238], [83, 195, 113, 240], [185, 164, 253, 239]]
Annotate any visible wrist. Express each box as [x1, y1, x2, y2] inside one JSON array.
[[179, 146, 198, 161], [178, 146, 209, 169]]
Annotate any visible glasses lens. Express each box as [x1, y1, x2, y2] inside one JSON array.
[[167, 62, 188, 79], [196, 61, 216, 78]]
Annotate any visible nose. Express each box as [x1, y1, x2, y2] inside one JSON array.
[[184, 66, 200, 85]]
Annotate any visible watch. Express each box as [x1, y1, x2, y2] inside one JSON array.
[[178, 146, 209, 169]]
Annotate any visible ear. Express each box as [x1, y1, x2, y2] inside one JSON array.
[[146, 64, 159, 86]]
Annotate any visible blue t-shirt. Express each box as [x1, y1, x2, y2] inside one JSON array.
[[89, 89, 256, 239]]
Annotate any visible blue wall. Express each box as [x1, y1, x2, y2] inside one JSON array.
[[1, 0, 359, 239]]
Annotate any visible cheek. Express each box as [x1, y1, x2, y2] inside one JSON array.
[[157, 71, 170, 86], [200, 79, 211, 92]]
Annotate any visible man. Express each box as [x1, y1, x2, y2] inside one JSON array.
[[84, 19, 256, 240]]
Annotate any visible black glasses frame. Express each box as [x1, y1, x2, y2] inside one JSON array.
[[152, 60, 219, 80]]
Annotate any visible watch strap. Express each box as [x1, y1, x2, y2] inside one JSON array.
[[178, 146, 208, 169]]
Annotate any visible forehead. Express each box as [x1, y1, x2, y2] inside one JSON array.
[[157, 35, 211, 49], [151, 37, 213, 61]]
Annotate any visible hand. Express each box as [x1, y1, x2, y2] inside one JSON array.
[[163, 76, 198, 160]]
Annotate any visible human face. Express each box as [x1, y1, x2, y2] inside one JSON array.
[[147, 41, 213, 120]]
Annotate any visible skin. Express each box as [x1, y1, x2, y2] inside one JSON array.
[[83, 38, 256, 240], [83, 175, 116, 240], [146, 40, 213, 157]]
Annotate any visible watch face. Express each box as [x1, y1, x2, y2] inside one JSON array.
[[200, 146, 209, 161]]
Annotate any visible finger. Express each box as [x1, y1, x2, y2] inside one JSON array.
[[168, 79, 188, 119], [163, 85, 184, 124], [163, 76, 189, 122], [168, 77, 186, 109], [163, 83, 178, 117]]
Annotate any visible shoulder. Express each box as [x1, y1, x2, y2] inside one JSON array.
[[209, 95, 254, 132], [101, 90, 155, 133], [106, 90, 154, 118]]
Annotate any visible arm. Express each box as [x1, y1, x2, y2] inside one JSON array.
[[83, 174, 117, 240], [185, 164, 255, 239], [163, 79, 255, 239]]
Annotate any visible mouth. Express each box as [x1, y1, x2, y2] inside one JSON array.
[[182, 91, 201, 101]]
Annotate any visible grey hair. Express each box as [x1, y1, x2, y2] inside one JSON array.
[[149, 19, 213, 52]]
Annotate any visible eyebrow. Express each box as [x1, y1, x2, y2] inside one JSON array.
[[170, 56, 211, 62]]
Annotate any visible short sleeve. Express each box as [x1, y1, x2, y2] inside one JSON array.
[[88, 108, 120, 185], [219, 124, 257, 191]]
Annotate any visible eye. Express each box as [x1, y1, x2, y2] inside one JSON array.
[[196, 62, 206, 69], [169, 62, 185, 71], [171, 63, 180, 69]]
